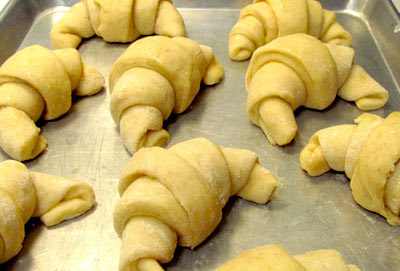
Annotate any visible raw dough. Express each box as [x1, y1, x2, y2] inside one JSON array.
[[217, 245, 360, 271], [300, 112, 400, 226], [113, 138, 279, 271], [109, 36, 224, 155], [0, 45, 104, 161], [0, 160, 95, 264], [50, 0, 186, 49], [229, 0, 352, 61], [246, 33, 388, 146]]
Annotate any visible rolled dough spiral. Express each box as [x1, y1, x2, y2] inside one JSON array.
[[113, 138, 279, 271], [229, 0, 352, 61], [50, 0, 186, 49], [109, 36, 224, 155], [301, 112, 400, 226], [0, 45, 104, 161], [0, 160, 95, 264], [246, 33, 388, 146]]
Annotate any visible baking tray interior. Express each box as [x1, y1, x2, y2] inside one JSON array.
[[1, 0, 400, 270]]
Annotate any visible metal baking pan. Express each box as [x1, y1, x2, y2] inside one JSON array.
[[1, 0, 400, 270]]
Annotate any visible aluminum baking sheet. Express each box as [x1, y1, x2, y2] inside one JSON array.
[[1, 0, 400, 270]]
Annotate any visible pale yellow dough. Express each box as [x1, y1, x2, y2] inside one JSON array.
[[113, 138, 279, 271], [109, 36, 224, 155], [50, 0, 186, 49], [217, 245, 360, 271], [300, 112, 400, 226], [0, 45, 104, 161], [229, 0, 352, 61], [246, 33, 388, 146], [0, 160, 95, 264]]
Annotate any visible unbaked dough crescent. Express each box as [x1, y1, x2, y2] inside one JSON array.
[[300, 112, 400, 226], [109, 36, 224, 155], [246, 33, 388, 146], [0, 160, 95, 264], [0, 45, 104, 161], [229, 0, 352, 61], [113, 138, 279, 271], [217, 245, 360, 271], [50, 0, 186, 49]]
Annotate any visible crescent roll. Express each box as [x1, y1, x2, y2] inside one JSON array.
[[109, 36, 224, 155], [0, 160, 95, 264], [218, 245, 360, 271], [50, 0, 186, 49], [113, 138, 279, 271], [301, 112, 400, 226], [229, 0, 352, 61], [246, 33, 388, 146], [0, 45, 104, 161]]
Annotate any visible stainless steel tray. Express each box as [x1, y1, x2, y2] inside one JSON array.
[[1, 0, 400, 270]]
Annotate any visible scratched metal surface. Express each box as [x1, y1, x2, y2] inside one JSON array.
[[0, 0, 400, 270]]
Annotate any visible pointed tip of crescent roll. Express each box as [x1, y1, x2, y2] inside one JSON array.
[[29, 172, 95, 227], [75, 63, 105, 96], [237, 163, 279, 204], [258, 98, 298, 146], [203, 58, 224, 86], [300, 139, 331, 177], [229, 34, 254, 61], [339, 65, 389, 111], [120, 105, 169, 155]]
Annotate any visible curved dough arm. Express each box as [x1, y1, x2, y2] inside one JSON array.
[[50, 2, 96, 49]]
